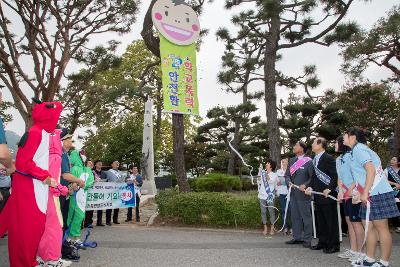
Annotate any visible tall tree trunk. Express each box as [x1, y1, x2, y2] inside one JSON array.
[[227, 117, 240, 175], [172, 113, 190, 192], [264, 16, 282, 165]]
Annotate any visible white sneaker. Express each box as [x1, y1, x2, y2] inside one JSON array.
[[351, 254, 366, 266], [36, 256, 45, 267], [44, 259, 72, 267], [349, 253, 360, 263], [338, 249, 355, 259], [58, 259, 72, 267]]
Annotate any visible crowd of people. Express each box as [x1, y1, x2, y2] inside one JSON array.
[[0, 100, 143, 267], [257, 128, 400, 267], [0, 100, 399, 267]]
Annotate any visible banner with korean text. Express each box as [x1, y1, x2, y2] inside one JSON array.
[[160, 35, 199, 115], [86, 182, 135, 211]]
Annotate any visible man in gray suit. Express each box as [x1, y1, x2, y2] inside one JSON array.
[[285, 141, 314, 248], [105, 161, 125, 225]]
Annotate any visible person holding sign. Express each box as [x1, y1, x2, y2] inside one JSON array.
[[126, 165, 143, 223], [105, 161, 125, 225]]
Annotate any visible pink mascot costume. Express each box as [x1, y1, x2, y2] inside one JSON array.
[[0, 100, 62, 267], [37, 128, 69, 264]]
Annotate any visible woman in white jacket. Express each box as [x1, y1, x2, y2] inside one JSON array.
[[258, 159, 278, 236]]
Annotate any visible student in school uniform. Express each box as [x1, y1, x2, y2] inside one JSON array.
[[345, 127, 399, 267], [336, 136, 364, 262]]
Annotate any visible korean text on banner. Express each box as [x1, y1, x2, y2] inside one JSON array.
[[160, 35, 199, 115], [86, 182, 135, 211]]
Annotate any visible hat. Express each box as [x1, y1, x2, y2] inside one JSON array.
[[60, 128, 72, 141]]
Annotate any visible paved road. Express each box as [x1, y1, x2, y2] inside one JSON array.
[[1, 226, 400, 267]]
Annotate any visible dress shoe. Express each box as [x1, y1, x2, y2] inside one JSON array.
[[96, 223, 105, 227], [302, 242, 311, 248], [125, 219, 132, 222], [106, 222, 112, 226], [285, 239, 303, 245], [113, 221, 121, 225], [323, 247, 340, 254], [310, 244, 325, 250]]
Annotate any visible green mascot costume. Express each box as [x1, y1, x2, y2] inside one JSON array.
[[67, 150, 94, 244]]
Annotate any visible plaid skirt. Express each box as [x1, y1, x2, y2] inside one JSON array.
[[359, 191, 400, 221]]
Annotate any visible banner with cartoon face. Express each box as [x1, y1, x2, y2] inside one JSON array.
[[152, 0, 200, 115], [152, 0, 200, 46], [160, 35, 199, 115]]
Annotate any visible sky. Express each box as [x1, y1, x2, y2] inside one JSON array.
[[2, 0, 398, 139]]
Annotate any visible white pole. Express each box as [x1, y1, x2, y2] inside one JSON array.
[[311, 200, 316, 239], [337, 202, 343, 242]]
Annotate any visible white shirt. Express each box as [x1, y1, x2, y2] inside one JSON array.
[[258, 171, 278, 200], [276, 168, 288, 195]]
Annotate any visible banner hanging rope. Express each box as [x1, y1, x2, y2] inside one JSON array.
[[228, 137, 255, 185]]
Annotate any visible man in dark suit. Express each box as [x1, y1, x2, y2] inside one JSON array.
[[306, 137, 339, 254], [285, 141, 314, 248]]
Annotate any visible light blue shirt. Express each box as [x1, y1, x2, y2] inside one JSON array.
[[336, 152, 353, 189], [350, 143, 393, 196]]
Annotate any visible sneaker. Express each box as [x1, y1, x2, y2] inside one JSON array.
[[349, 252, 360, 263], [36, 256, 45, 267], [351, 254, 366, 266], [73, 239, 87, 250], [338, 249, 355, 259], [58, 259, 72, 267], [356, 260, 383, 267], [44, 259, 72, 267], [61, 240, 80, 262], [395, 227, 400, 233]]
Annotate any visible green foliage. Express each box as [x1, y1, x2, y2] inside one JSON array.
[[340, 5, 400, 79], [335, 83, 399, 160], [195, 104, 268, 173], [0, 100, 13, 123], [83, 114, 143, 165], [156, 190, 277, 228], [190, 173, 242, 192]]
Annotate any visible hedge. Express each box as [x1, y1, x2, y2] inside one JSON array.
[[156, 189, 282, 228], [189, 173, 257, 192]]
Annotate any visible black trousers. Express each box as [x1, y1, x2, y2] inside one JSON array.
[[0, 187, 10, 213], [127, 194, 141, 222], [84, 210, 104, 226], [60, 195, 70, 232], [106, 209, 119, 224], [315, 202, 339, 249]]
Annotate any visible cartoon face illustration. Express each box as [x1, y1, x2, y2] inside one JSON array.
[[152, 0, 200, 46]]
